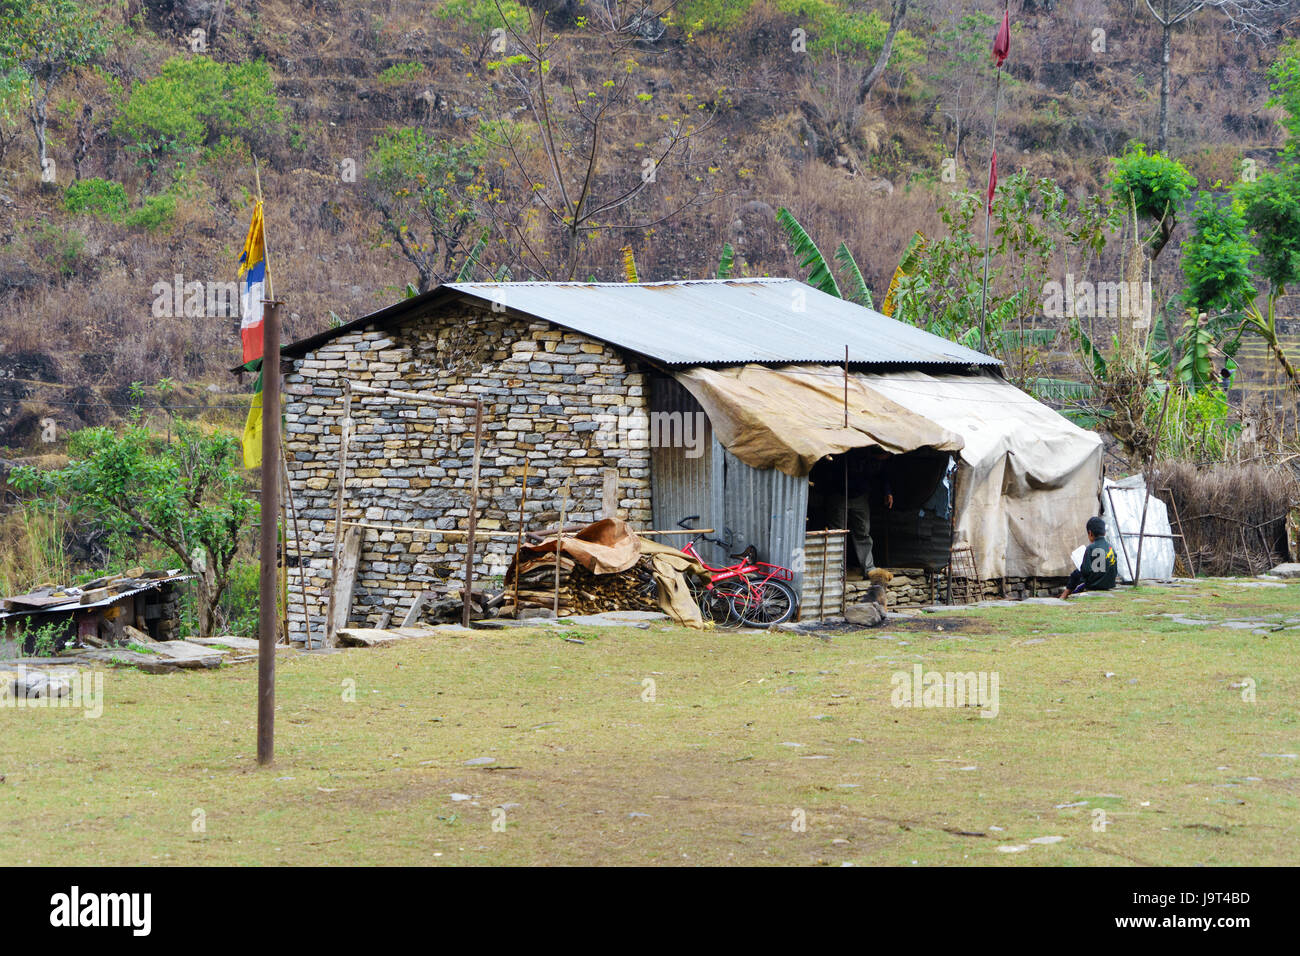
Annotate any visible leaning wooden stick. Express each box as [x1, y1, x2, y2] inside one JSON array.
[[514, 460, 529, 616]]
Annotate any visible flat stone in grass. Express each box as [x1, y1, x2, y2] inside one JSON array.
[[337, 627, 437, 647], [464, 756, 496, 766], [1268, 562, 1300, 578]]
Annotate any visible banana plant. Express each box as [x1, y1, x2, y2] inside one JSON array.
[[716, 242, 735, 279], [775, 207, 842, 298], [455, 229, 490, 281], [834, 242, 873, 307], [880, 231, 927, 317]]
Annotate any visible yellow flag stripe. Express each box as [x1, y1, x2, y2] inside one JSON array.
[[242, 390, 263, 469]]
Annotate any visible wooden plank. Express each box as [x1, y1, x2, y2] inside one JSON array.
[[327, 391, 352, 646], [402, 590, 435, 627], [330, 525, 363, 637], [602, 468, 618, 518]]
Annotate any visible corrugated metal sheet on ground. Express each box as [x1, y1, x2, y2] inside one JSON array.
[[445, 279, 1001, 367]]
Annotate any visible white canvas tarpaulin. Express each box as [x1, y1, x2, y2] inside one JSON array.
[[862, 371, 1103, 578], [674, 365, 1103, 579], [1100, 475, 1176, 581]]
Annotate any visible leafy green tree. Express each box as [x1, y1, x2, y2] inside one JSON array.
[[10, 423, 257, 637], [1267, 37, 1300, 156], [365, 127, 484, 292], [1235, 164, 1300, 393], [894, 171, 1114, 385], [0, 65, 27, 168], [1181, 191, 1256, 315], [0, 0, 112, 178], [1109, 142, 1196, 259], [113, 57, 282, 177]]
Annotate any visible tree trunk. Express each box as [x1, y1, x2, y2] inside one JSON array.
[[28, 97, 48, 180], [857, 0, 908, 103], [1158, 16, 1171, 152]]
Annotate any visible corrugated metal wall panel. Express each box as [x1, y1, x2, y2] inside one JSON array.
[[720, 447, 808, 591], [649, 376, 726, 566], [800, 534, 845, 620], [651, 374, 808, 594]]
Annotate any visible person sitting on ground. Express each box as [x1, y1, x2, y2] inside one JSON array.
[[1059, 516, 1118, 599]]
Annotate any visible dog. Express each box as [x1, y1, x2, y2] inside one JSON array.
[[864, 568, 893, 609]]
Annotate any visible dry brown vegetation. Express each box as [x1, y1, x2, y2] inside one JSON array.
[[0, 0, 1294, 454]]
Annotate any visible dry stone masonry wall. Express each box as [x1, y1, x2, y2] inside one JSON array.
[[282, 304, 652, 642]]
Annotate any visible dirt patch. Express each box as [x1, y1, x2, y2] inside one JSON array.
[[885, 616, 992, 634]]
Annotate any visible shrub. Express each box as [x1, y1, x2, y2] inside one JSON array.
[[124, 193, 176, 232], [113, 56, 283, 171], [378, 62, 424, 84], [30, 223, 85, 277], [63, 177, 128, 220]]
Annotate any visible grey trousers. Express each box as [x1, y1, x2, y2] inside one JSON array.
[[828, 493, 874, 571]]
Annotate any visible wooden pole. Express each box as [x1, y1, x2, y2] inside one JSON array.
[[461, 399, 485, 628], [513, 459, 529, 615], [1133, 384, 1172, 583], [278, 506, 288, 644], [257, 300, 281, 767], [327, 380, 351, 645], [554, 482, 569, 618], [281, 444, 314, 648]]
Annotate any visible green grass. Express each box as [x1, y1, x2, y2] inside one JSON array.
[[2, 579, 1297, 865]]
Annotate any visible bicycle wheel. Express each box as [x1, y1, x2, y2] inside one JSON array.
[[732, 579, 798, 627], [692, 577, 745, 627]]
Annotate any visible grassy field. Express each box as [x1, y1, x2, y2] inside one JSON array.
[[2, 579, 1298, 866]]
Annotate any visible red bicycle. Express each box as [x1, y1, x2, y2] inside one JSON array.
[[671, 516, 800, 627]]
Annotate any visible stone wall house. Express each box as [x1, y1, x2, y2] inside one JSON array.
[[277, 279, 1102, 642], [282, 300, 652, 642]]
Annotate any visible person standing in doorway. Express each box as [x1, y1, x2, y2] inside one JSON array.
[[825, 447, 893, 575]]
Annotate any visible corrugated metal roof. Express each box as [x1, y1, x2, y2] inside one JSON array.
[[0, 574, 195, 621], [444, 279, 1000, 367], [279, 279, 1001, 368]]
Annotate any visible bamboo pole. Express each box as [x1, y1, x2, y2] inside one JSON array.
[[461, 399, 484, 628], [554, 482, 569, 617]]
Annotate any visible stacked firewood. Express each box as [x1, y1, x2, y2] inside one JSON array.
[[499, 556, 658, 618]]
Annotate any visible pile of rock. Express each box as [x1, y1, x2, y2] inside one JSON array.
[[845, 570, 1071, 608]]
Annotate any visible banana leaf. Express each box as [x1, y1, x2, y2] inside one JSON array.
[[834, 242, 873, 307], [776, 207, 841, 297]]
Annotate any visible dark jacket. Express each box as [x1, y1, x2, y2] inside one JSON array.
[[1081, 536, 1118, 590]]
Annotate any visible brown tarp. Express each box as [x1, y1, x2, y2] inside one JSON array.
[[511, 518, 706, 628], [674, 365, 964, 477]]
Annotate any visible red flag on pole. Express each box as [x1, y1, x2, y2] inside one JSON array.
[[987, 150, 998, 213], [993, 10, 1010, 67]]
